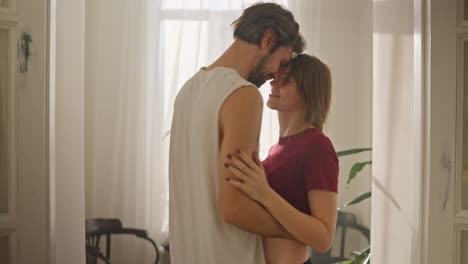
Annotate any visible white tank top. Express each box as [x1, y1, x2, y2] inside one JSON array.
[[169, 67, 265, 264]]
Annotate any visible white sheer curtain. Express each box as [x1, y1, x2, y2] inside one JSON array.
[[84, 0, 317, 263], [159, 0, 290, 160], [85, 0, 165, 262]]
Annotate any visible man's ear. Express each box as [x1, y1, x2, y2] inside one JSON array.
[[260, 29, 276, 52]]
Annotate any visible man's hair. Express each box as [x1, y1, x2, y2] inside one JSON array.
[[231, 2, 306, 54]]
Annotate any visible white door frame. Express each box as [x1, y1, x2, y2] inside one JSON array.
[[46, 0, 86, 263], [421, 0, 459, 263], [46, 0, 54, 262]]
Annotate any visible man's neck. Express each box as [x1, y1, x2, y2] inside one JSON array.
[[205, 39, 259, 81]]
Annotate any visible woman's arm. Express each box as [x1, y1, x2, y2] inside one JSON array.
[[262, 189, 337, 253], [225, 150, 337, 252]]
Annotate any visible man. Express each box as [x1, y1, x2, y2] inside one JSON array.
[[169, 3, 305, 264]]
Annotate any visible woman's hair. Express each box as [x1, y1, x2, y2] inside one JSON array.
[[231, 3, 305, 54], [285, 54, 332, 130]]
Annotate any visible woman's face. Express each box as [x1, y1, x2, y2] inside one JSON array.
[[266, 70, 306, 113]]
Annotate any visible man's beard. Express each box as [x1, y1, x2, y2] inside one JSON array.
[[248, 53, 272, 87]]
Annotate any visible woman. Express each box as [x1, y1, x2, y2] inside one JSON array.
[[225, 54, 339, 264]]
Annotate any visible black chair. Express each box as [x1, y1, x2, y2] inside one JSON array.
[[85, 218, 160, 264], [86, 244, 111, 264], [309, 210, 370, 263]]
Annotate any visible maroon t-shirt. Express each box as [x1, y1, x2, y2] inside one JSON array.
[[262, 128, 339, 215]]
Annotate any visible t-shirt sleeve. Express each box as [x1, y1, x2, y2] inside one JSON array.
[[303, 141, 339, 193]]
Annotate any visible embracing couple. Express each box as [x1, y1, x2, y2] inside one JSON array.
[[169, 3, 338, 264]]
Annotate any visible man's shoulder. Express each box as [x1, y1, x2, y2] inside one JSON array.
[[219, 85, 263, 130], [175, 72, 200, 98], [224, 85, 263, 108]]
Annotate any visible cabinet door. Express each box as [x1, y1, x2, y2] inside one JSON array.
[[1, 0, 49, 263], [457, 33, 468, 264], [0, 19, 17, 264]]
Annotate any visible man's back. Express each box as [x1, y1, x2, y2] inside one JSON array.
[[169, 67, 265, 264]]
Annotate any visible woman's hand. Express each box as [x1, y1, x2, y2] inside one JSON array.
[[225, 149, 273, 205]]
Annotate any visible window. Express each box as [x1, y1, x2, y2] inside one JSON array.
[[159, 0, 288, 158]]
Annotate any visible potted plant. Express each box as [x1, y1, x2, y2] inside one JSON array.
[[335, 148, 372, 264]]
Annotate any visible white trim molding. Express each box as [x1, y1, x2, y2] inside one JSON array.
[[46, 0, 55, 263], [458, 0, 468, 27], [414, 1, 428, 264], [0, 0, 17, 16], [0, 230, 17, 264], [0, 16, 17, 264], [455, 224, 468, 264], [455, 34, 468, 219]]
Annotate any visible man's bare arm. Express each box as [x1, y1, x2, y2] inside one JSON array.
[[218, 85, 293, 239]]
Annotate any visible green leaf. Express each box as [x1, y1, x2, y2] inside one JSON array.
[[359, 247, 371, 255], [337, 148, 372, 157], [343, 192, 372, 207], [363, 253, 371, 264], [162, 130, 171, 141], [347, 247, 371, 263], [347, 161, 372, 185]]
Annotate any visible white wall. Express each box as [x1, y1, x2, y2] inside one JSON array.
[[372, 0, 424, 263], [424, 0, 458, 262], [293, 0, 373, 254], [318, 0, 373, 251], [50, 0, 86, 263], [16, 0, 49, 263]]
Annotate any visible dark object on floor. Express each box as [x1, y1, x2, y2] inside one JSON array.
[[309, 210, 370, 263], [86, 244, 111, 264], [85, 218, 160, 264]]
